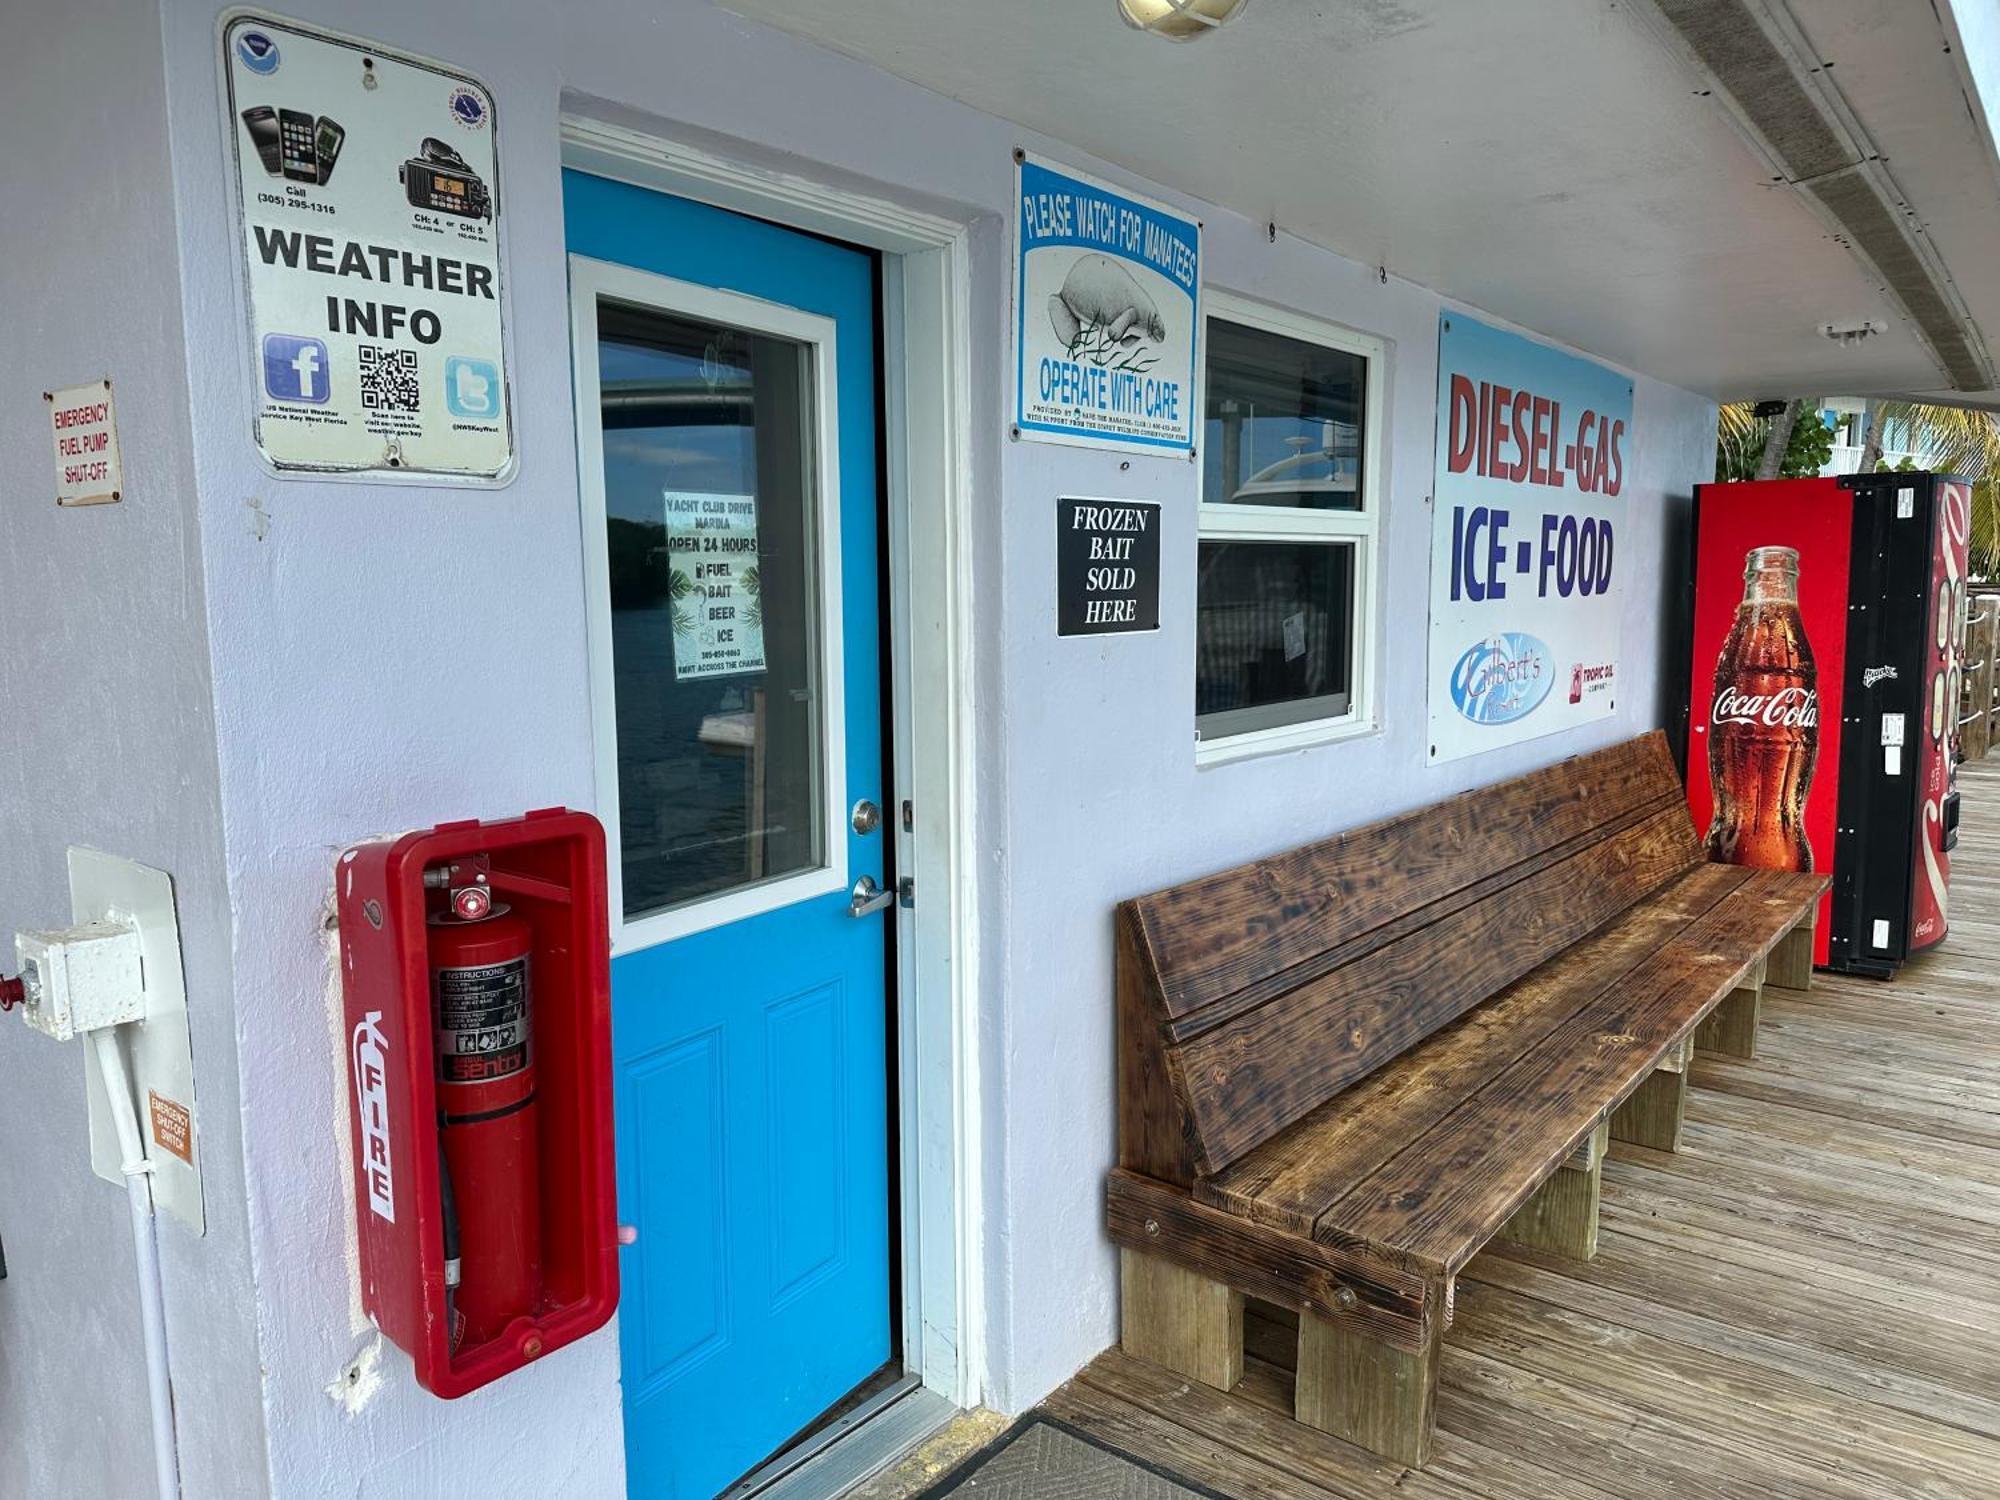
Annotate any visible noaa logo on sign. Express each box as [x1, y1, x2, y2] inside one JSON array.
[[1450, 633, 1553, 725], [235, 30, 281, 74], [448, 87, 489, 129]]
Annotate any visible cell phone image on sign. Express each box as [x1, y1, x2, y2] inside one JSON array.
[[279, 108, 318, 182], [240, 106, 282, 175], [314, 116, 345, 185]]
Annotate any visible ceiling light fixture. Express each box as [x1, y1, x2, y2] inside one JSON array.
[[1117, 0, 1250, 42]]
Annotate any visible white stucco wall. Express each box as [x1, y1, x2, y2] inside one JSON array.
[[114, 0, 1726, 1494], [0, 4, 267, 1497]]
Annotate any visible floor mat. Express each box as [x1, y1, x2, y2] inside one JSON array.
[[909, 1414, 1234, 1500]]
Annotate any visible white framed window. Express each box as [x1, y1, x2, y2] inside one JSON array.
[[569, 255, 850, 953], [1196, 292, 1386, 764]]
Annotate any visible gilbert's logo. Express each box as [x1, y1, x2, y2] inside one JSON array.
[[351, 1011, 395, 1223], [1450, 632, 1553, 725], [1713, 684, 1818, 729]]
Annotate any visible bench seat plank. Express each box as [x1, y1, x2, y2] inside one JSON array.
[[1195, 861, 1761, 1233], [1314, 868, 1823, 1274]]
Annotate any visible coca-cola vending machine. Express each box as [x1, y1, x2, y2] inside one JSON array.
[[1685, 472, 1970, 977]]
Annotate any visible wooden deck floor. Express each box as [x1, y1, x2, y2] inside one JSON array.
[[1049, 756, 2000, 1500]]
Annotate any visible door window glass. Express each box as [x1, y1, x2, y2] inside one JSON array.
[[595, 299, 825, 919]]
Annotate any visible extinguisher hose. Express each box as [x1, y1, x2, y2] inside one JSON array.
[[438, 1138, 464, 1348]]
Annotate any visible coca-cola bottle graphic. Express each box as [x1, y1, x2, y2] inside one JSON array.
[[1706, 546, 1819, 871]]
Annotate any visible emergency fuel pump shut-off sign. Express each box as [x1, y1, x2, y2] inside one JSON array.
[[223, 16, 512, 481]]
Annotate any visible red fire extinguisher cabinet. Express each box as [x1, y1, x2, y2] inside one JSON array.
[[336, 808, 618, 1398]]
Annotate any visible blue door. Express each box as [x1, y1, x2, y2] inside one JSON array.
[[566, 170, 893, 1499]]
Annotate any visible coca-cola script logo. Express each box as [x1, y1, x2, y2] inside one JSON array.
[[1712, 684, 1819, 729]]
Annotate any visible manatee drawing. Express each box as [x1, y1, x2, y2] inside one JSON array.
[[1049, 254, 1167, 350]]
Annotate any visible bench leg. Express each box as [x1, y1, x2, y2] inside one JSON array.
[[1768, 908, 1817, 991], [1296, 1302, 1442, 1468], [1494, 1120, 1606, 1260], [1119, 1248, 1243, 1392], [1696, 959, 1765, 1059], [1612, 1061, 1689, 1152]]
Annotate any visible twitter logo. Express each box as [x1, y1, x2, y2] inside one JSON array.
[[444, 356, 501, 420]]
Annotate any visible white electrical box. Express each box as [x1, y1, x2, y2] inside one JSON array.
[[71, 849, 204, 1236], [14, 920, 144, 1040], [6, 851, 204, 1236]]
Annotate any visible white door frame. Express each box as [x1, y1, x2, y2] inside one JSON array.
[[560, 117, 984, 1413]]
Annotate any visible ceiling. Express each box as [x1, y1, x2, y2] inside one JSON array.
[[720, 0, 2000, 407]]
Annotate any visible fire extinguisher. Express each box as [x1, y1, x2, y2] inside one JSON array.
[[425, 857, 541, 1349]]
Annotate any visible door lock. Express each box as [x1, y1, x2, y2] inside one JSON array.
[[851, 799, 882, 836]]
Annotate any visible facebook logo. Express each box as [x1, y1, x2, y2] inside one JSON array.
[[444, 356, 501, 420], [263, 334, 330, 405]]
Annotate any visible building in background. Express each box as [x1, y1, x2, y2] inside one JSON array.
[[1820, 396, 1938, 474]]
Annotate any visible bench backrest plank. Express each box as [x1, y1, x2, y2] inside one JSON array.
[[1119, 732, 1700, 1183]]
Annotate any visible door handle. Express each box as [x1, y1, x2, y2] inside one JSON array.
[[848, 875, 895, 917], [848, 875, 914, 916]]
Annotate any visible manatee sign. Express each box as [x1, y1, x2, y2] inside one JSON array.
[[1427, 312, 1633, 764], [1014, 153, 1199, 455]]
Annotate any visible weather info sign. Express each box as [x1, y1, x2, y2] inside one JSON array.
[[224, 16, 512, 481], [1428, 312, 1633, 763], [1014, 153, 1199, 455]]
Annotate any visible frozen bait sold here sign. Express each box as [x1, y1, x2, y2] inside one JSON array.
[[1015, 154, 1199, 455], [1427, 313, 1633, 763], [223, 16, 511, 481]]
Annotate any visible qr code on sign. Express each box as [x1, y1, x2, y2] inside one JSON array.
[[359, 345, 420, 413]]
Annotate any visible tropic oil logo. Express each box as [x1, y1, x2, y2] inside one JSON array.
[[1450, 632, 1554, 725]]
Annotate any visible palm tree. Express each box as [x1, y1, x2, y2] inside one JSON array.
[[1716, 399, 2000, 578], [1867, 403, 2000, 579]]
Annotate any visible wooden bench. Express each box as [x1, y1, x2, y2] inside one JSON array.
[[1105, 731, 1824, 1467]]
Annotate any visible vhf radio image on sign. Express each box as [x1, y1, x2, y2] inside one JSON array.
[[401, 138, 492, 222]]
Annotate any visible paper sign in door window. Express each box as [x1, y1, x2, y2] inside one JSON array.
[[664, 491, 766, 680]]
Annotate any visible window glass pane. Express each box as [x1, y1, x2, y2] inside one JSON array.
[[596, 298, 825, 919], [1203, 319, 1366, 511], [1195, 541, 1354, 738]]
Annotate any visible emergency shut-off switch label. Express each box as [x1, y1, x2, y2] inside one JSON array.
[[147, 1091, 194, 1166], [434, 957, 530, 1083]]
